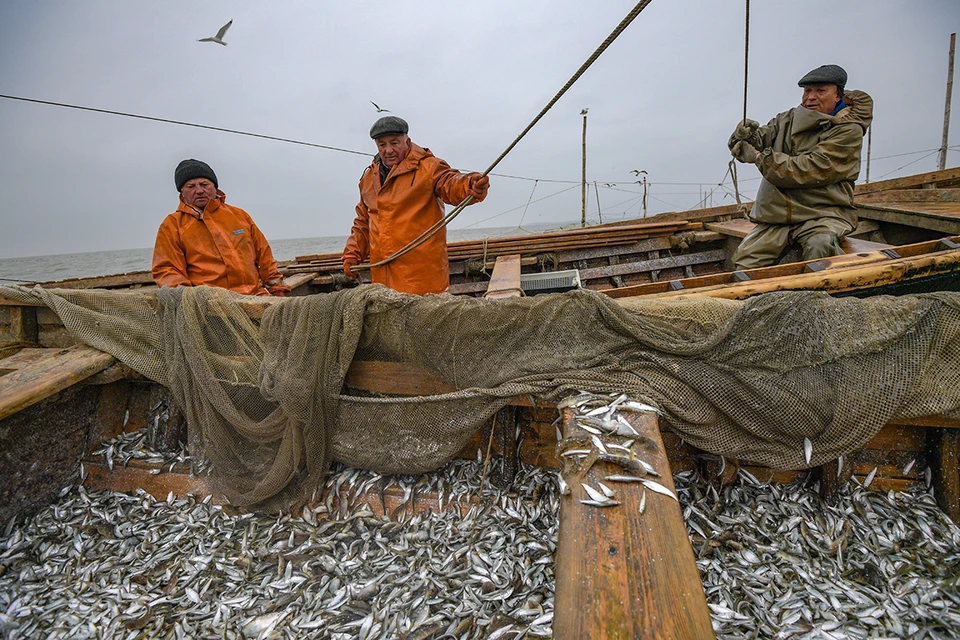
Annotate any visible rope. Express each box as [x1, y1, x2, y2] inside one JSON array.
[[730, 0, 750, 212], [353, 0, 654, 272], [0, 94, 370, 157], [742, 0, 750, 124]]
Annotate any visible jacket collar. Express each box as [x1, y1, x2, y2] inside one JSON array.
[[177, 189, 226, 218], [374, 142, 432, 183]]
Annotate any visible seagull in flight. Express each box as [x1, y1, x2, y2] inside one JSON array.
[[630, 169, 647, 176], [370, 101, 390, 113], [580, 108, 589, 115], [199, 19, 232, 46]]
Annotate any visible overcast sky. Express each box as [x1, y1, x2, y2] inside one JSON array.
[[0, 1, 957, 259]]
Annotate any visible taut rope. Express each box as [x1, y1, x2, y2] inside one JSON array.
[[730, 0, 751, 217], [353, 0, 654, 272]]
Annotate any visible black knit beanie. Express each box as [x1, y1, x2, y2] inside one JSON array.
[[175, 159, 218, 191]]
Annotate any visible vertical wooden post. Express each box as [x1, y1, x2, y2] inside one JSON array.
[[9, 307, 39, 344], [554, 409, 715, 639], [940, 32, 956, 171], [581, 109, 588, 227], [865, 125, 872, 183], [929, 428, 960, 523]]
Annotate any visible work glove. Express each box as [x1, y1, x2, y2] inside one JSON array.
[[467, 173, 490, 201], [727, 118, 760, 150], [731, 140, 760, 164], [343, 258, 359, 279]]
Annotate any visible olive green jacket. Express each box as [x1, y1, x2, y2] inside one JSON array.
[[741, 89, 874, 228]]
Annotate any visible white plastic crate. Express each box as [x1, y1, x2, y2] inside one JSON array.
[[519, 269, 582, 295]]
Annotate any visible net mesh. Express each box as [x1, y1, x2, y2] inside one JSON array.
[[3, 283, 959, 511]]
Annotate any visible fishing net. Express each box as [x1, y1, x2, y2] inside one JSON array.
[[3, 283, 960, 511]]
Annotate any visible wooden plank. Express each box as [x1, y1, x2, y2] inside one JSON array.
[[840, 236, 894, 253], [344, 360, 455, 396], [576, 249, 726, 280], [553, 410, 714, 639], [484, 255, 523, 299], [854, 167, 960, 195], [703, 218, 755, 239], [857, 188, 960, 204], [282, 272, 319, 291], [9, 307, 38, 344], [929, 429, 960, 523], [0, 345, 116, 420], [856, 204, 960, 234]]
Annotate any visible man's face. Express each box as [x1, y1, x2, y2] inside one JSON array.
[[376, 134, 411, 168], [180, 178, 218, 209], [802, 84, 842, 114]]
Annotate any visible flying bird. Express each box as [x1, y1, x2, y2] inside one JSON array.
[[198, 19, 232, 46], [370, 101, 390, 113], [580, 108, 589, 115], [630, 169, 647, 176]]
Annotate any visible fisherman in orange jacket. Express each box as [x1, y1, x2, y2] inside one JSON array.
[[153, 159, 289, 297], [342, 116, 490, 295]]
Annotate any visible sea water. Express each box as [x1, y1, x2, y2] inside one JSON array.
[[0, 223, 570, 285]]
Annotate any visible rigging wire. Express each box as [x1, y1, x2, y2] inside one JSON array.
[[0, 94, 371, 157], [352, 0, 655, 271], [517, 180, 539, 229]]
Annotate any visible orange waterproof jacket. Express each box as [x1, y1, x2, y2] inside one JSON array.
[[152, 191, 289, 297], [342, 142, 485, 295]]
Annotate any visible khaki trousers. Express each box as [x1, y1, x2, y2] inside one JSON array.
[[732, 217, 856, 270]]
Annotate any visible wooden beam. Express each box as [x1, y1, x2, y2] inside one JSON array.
[[576, 249, 726, 280], [854, 167, 960, 195], [484, 255, 523, 299], [704, 218, 756, 239], [929, 429, 960, 523], [856, 204, 960, 235], [553, 409, 714, 639], [344, 360, 456, 396], [9, 307, 38, 344], [0, 345, 116, 420]]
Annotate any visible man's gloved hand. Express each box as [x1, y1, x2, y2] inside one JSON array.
[[467, 173, 490, 201], [727, 118, 760, 150], [343, 258, 359, 279], [731, 140, 760, 164]]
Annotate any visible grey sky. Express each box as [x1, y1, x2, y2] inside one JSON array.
[[0, 1, 957, 259]]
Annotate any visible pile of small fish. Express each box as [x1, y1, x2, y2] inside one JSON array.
[[0, 459, 558, 640], [677, 469, 960, 639], [557, 391, 678, 510]]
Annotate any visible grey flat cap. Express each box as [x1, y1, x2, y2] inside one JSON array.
[[798, 64, 847, 88], [370, 116, 409, 139]]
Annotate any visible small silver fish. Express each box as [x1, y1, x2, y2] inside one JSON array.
[[640, 479, 678, 502], [597, 482, 616, 498], [902, 458, 916, 475], [863, 466, 878, 489], [803, 437, 813, 465], [605, 474, 645, 483], [581, 483, 608, 503], [580, 499, 621, 508]]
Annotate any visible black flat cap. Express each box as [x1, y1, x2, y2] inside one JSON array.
[[798, 64, 847, 89], [175, 159, 218, 192], [370, 116, 409, 139]]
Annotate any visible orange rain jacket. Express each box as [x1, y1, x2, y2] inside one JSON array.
[[342, 142, 485, 295], [152, 191, 289, 297]]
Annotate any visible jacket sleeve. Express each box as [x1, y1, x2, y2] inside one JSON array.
[[431, 158, 484, 206], [343, 197, 371, 266], [756, 124, 863, 190], [152, 217, 192, 288], [249, 219, 289, 295]]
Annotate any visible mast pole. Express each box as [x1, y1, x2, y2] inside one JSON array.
[[940, 32, 956, 171]]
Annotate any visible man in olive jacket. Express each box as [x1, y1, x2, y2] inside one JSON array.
[[728, 64, 874, 269]]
